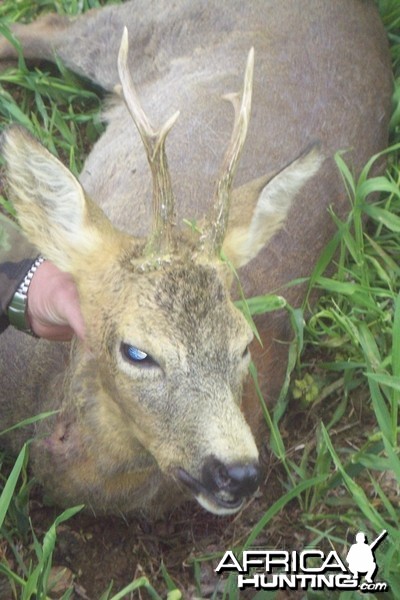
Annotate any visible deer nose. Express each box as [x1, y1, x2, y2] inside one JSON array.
[[202, 457, 260, 499]]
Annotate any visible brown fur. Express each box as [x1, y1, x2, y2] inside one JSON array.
[[0, 0, 392, 515]]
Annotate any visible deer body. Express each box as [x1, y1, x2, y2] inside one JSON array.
[[0, 0, 392, 515]]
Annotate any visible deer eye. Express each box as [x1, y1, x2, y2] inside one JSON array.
[[120, 343, 157, 367]]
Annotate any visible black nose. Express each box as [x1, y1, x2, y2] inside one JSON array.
[[202, 457, 261, 499]]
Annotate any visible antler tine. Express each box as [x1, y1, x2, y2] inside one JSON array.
[[117, 27, 180, 256], [201, 48, 254, 257]]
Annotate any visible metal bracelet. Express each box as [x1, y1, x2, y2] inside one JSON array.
[[7, 255, 45, 335]]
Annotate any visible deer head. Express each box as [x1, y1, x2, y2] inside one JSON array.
[[1, 29, 322, 514]]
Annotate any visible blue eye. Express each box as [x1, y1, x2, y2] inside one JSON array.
[[127, 346, 147, 361], [120, 343, 156, 367]]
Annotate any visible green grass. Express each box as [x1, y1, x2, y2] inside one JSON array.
[[0, 0, 400, 598], [0, 0, 115, 176]]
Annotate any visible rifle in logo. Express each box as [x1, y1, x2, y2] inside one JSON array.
[[215, 528, 389, 592], [346, 529, 387, 584]]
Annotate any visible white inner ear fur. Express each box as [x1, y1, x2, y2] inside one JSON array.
[[2, 127, 108, 271], [223, 145, 323, 268]]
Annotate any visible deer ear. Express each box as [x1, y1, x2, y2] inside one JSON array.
[[1, 126, 121, 273], [222, 144, 323, 268]]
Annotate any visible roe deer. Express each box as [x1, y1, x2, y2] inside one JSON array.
[[0, 0, 392, 515]]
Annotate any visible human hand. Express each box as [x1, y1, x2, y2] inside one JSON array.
[[27, 260, 85, 341]]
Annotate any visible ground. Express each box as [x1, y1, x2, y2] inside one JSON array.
[[1, 371, 384, 599], [0, 1, 399, 596]]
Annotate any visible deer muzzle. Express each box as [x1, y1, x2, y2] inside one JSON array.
[[176, 456, 260, 515]]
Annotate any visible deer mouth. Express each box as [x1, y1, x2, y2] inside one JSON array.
[[176, 467, 245, 516]]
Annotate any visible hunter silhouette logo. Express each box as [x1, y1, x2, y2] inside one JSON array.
[[215, 529, 389, 592], [346, 530, 387, 585]]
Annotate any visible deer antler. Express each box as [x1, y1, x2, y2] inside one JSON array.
[[117, 27, 179, 256], [200, 48, 254, 258]]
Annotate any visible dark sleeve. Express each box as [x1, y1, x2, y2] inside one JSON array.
[[0, 213, 37, 333]]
